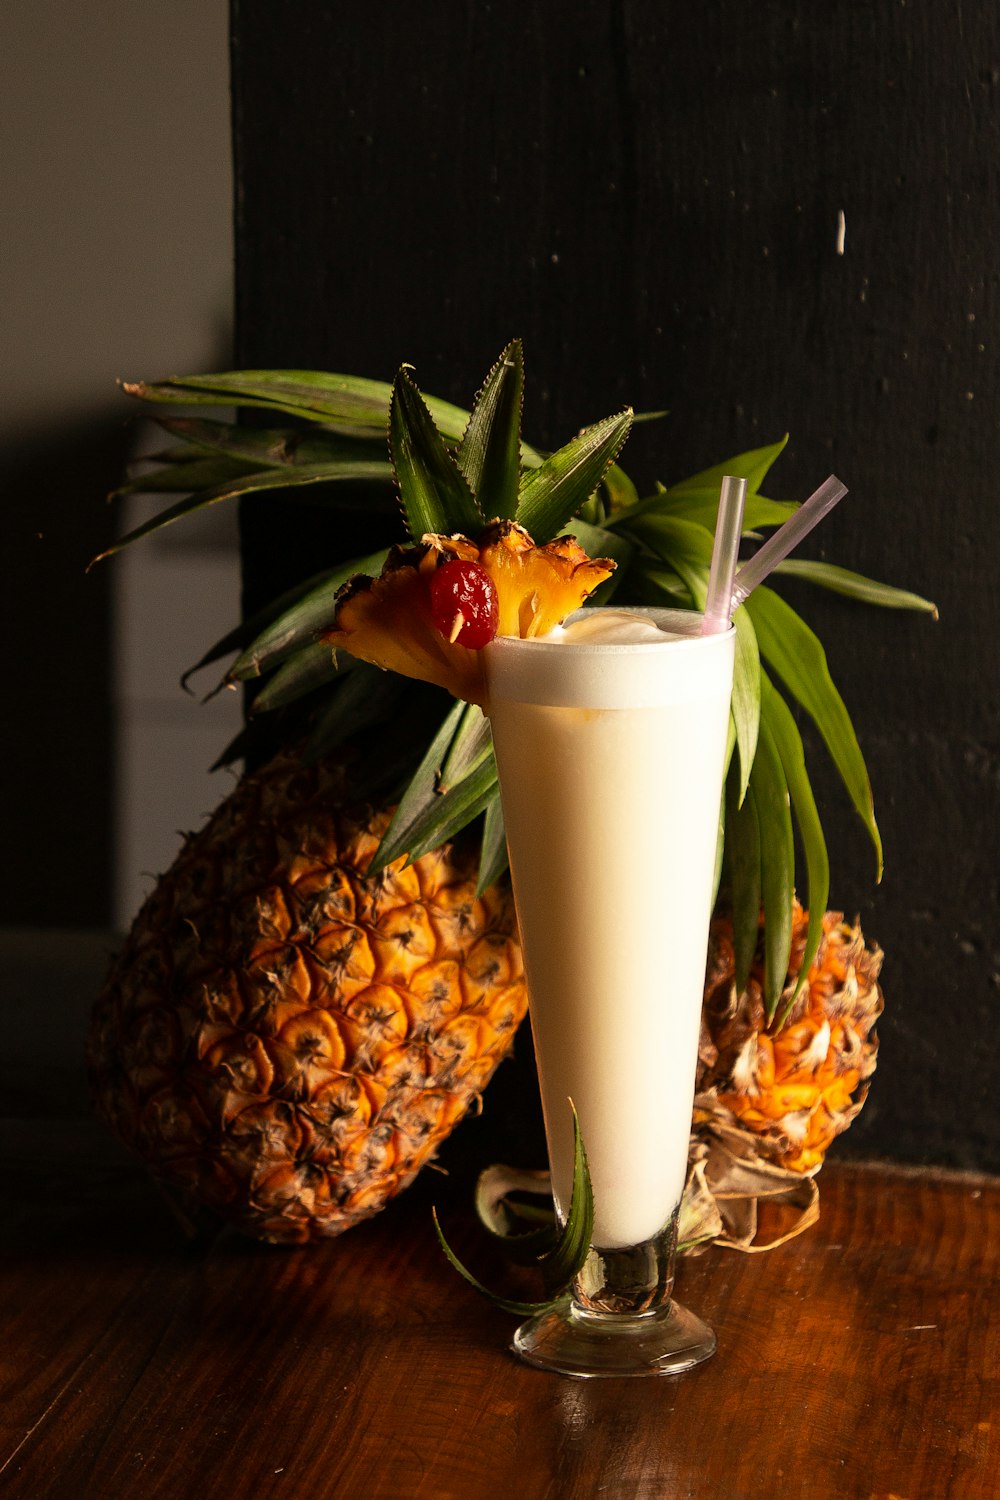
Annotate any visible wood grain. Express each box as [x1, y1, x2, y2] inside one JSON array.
[[2, 1123, 996, 1500]]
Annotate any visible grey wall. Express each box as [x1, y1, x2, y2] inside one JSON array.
[[1, 2, 235, 929]]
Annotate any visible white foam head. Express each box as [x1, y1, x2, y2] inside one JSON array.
[[484, 607, 735, 709]]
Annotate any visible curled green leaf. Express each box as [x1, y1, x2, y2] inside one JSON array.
[[431, 1210, 562, 1318], [432, 1102, 593, 1314]]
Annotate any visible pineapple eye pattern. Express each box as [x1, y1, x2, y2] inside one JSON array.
[[429, 559, 499, 649]]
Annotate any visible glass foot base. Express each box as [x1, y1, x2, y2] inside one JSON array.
[[512, 1298, 717, 1379]]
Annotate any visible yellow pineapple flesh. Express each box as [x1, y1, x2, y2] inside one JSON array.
[[88, 750, 527, 1244]]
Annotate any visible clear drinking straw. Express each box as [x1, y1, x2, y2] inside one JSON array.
[[730, 474, 847, 612], [701, 475, 748, 634]]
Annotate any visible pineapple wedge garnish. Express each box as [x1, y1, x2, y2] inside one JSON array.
[[323, 520, 616, 707], [480, 522, 614, 639]]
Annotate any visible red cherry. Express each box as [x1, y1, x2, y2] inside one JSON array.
[[429, 559, 499, 649]]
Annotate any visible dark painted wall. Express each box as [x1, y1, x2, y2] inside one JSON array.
[[4, 425, 120, 927], [232, 2, 1000, 1171]]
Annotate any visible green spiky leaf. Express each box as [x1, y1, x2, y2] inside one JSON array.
[[477, 792, 509, 894], [371, 701, 498, 871], [228, 550, 388, 681], [457, 340, 523, 521], [606, 436, 791, 532], [431, 1211, 560, 1318], [438, 703, 493, 788], [181, 569, 341, 690], [748, 715, 795, 1019], [250, 640, 351, 715], [515, 409, 633, 541], [534, 1103, 594, 1297], [725, 762, 762, 997], [746, 585, 882, 880], [304, 664, 401, 762], [152, 415, 393, 472], [123, 369, 471, 441], [93, 462, 391, 564], [713, 719, 736, 909], [760, 673, 830, 1019], [372, 700, 463, 869], [776, 559, 939, 617], [731, 606, 761, 806], [390, 368, 483, 539], [112, 454, 259, 497], [385, 756, 497, 869], [109, 349, 940, 1007]]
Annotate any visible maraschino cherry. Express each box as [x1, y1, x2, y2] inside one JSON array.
[[429, 559, 499, 648]]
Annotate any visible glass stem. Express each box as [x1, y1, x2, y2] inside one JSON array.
[[572, 1210, 678, 1317]]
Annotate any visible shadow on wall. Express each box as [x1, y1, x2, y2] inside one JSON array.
[[3, 414, 128, 927]]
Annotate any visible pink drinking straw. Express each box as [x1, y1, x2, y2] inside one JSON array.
[[729, 475, 847, 611], [701, 475, 748, 634]]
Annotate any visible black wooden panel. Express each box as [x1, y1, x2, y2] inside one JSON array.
[[232, 1, 1000, 1170]]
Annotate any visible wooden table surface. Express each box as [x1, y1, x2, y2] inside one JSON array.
[[2, 932, 998, 1499]]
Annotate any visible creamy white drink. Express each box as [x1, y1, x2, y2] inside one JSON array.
[[486, 608, 735, 1251]]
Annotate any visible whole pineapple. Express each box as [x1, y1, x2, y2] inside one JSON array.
[[697, 901, 884, 1174], [88, 751, 526, 1244]]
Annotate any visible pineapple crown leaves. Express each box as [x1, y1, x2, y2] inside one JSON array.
[[389, 340, 634, 545], [390, 366, 484, 539], [92, 369, 463, 567], [102, 346, 938, 1028]]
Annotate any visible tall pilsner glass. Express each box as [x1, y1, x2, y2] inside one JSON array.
[[485, 607, 735, 1377]]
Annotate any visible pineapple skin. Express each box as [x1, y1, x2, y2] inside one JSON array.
[[88, 751, 527, 1244], [697, 903, 884, 1174]]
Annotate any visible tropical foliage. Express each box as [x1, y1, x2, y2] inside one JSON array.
[[103, 342, 936, 1020]]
